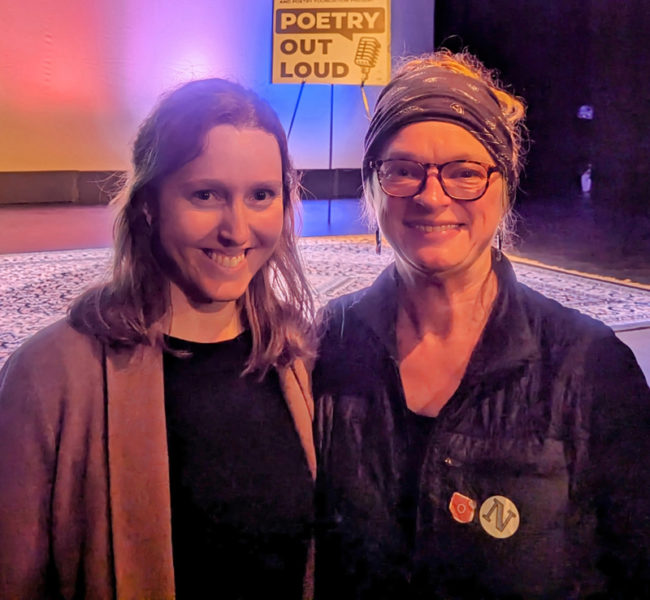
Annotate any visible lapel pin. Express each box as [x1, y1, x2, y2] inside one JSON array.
[[479, 495, 520, 539], [449, 491, 477, 524]]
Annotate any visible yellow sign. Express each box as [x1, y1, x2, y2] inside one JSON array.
[[272, 0, 391, 85]]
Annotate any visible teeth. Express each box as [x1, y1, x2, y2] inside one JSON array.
[[414, 224, 460, 232], [203, 249, 245, 267]]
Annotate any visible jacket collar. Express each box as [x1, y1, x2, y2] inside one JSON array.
[[346, 263, 401, 359], [463, 255, 541, 381], [346, 252, 541, 380], [277, 361, 316, 480], [105, 343, 175, 599]]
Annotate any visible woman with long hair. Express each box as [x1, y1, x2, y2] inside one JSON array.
[[0, 78, 316, 599]]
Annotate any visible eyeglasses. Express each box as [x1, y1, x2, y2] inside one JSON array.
[[368, 158, 500, 201]]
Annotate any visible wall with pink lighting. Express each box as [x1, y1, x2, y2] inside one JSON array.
[[0, 0, 434, 172]]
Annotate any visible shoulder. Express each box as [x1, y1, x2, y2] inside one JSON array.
[[319, 285, 372, 326], [315, 284, 395, 400], [515, 280, 613, 344], [316, 282, 382, 361], [495, 256, 613, 347], [318, 264, 397, 339], [0, 319, 104, 397], [0, 321, 107, 458], [514, 281, 647, 388], [4, 318, 101, 368]]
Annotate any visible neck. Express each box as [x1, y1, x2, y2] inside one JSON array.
[[167, 282, 244, 343], [395, 253, 497, 340]]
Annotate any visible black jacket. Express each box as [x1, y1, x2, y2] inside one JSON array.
[[314, 256, 650, 599]]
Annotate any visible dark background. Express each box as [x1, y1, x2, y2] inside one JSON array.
[[435, 0, 650, 207]]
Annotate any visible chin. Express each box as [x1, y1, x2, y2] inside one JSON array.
[[417, 263, 460, 279], [399, 253, 478, 282], [203, 290, 247, 304], [181, 280, 249, 306], [407, 249, 461, 270]]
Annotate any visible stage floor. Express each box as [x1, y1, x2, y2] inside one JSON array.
[[1, 198, 648, 382], [1, 197, 648, 284]]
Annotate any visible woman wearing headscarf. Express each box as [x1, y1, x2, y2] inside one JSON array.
[[0, 78, 316, 599], [313, 50, 650, 599]]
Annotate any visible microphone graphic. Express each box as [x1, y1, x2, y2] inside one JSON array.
[[355, 37, 381, 82]]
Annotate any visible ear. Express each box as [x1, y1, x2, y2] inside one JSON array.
[[500, 186, 510, 217]]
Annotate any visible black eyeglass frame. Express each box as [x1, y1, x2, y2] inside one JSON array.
[[368, 158, 501, 201]]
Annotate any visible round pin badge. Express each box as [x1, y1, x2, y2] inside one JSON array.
[[479, 495, 520, 539], [449, 492, 477, 524]]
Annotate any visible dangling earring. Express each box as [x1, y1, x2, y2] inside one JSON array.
[[375, 226, 382, 255], [495, 229, 503, 262], [143, 205, 153, 228]]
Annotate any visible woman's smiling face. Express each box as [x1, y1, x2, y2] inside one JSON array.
[[156, 124, 285, 307], [374, 121, 504, 282]]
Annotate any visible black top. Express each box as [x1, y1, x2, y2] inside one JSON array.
[[403, 410, 436, 553], [163, 331, 313, 599], [405, 409, 436, 472]]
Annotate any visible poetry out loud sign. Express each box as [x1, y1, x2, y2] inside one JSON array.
[[272, 0, 391, 85]]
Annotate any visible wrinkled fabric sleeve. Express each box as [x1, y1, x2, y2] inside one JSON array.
[[0, 344, 61, 597], [0, 322, 111, 599], [582, 334, 650, 598]]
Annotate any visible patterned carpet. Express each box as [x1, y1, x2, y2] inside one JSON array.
[[2, 236, 649, 368]]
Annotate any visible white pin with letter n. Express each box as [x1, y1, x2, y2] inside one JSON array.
[[479, 495, 520, 539]]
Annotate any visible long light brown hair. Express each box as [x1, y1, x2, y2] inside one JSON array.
[[70, 78, 315, 375]]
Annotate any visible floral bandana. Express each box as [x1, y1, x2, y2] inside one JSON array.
[[364, 66, 515, 192]]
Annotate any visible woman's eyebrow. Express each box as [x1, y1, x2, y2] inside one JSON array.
[[249, 179, 283, 189]]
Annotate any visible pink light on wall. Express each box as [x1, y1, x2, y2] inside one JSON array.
[[0, 0, 116, 111], [0, 0, 418, 172]]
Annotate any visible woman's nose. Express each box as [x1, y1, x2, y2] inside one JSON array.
[[217, 200, 248, 245], [413, 170, 452, 208]]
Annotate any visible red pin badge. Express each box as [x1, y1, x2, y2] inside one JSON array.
[[449, 492, 477, 524]]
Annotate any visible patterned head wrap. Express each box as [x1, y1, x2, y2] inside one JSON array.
[[364, 65, 515, 193]]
